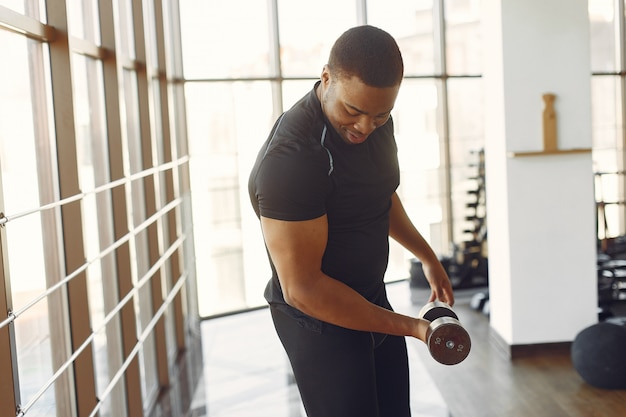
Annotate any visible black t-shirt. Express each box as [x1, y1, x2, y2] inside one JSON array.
[[248, 82, 400, 322]]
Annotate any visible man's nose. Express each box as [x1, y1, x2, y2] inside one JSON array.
[[354, 116, 377, 135]]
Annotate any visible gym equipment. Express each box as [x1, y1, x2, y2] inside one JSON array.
[[595, 171, 626, 320], [409, 148, 488, 291], [470, 292, 488, 311], [452, 148, 489, 289], [410, 256, 456, 289], [481, 299, 491, 317], [418, 301, 471, 365], [571, 322, 626, 389], [597, 259, 626, 320], [469, 292, 490, 317]]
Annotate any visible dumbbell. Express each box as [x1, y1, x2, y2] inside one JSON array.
[[418, 301, 471, 365]]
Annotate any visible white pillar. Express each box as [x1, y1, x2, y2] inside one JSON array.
[[482, 0, 598, 348]]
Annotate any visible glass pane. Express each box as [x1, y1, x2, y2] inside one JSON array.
[[592, 75, 624, 238], [186, 81, 274, 316], [368, 0, 436, 76], [447, 78, 485, 249], [394, 79, 442, 173], [166, 304, 177, 359], [601, 200, 624, 238], [0, 0, 25, 14], [161, 0, 181, 78], [591, 75, 622, 171], [171, 84, 188, 159], [72, 54, 111, 190], [277, 0, 357, 78], [134, 227, 151, 281], [0, 30, 55, 413], [390, 78, 445, 276], [151, 82, 165, 166], [445, 0, 482, 75], [126, 76, 148, 234], [116, 0, 136, 59], [589, 0, 618, 73], [0, 0, 46, 22], [123, 70, 143, 175], [95, 256, 127, 417], [282, 80, 315, 111], [143, 0, 159, 69], [9, 221, 55, 416], [138, 282, 159, 405], [129, 223, 159, 404], [448, 78, 485, 165], [0, 37, 44, 215], [67, 0, 101, 43], [180, 0, 270, 79]]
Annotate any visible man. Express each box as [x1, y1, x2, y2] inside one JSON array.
[[248, 25, 454, 417]]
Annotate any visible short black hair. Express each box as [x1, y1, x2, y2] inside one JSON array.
[[327, 25, 404, 87]]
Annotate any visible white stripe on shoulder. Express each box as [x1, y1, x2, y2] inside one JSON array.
[[320, 125, 334, 176], [262, 113, 286, 158]]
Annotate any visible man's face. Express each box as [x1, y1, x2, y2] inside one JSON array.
[[318, 67, 400, 145]]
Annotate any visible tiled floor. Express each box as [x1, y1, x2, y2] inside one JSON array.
[[190, 281, 453, 417]]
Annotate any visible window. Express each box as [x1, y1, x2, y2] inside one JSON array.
[[181, 0, 485, 317], [0, 0, 197, 415], [182, 0, 626, 317], [590, 0, 626, 238]]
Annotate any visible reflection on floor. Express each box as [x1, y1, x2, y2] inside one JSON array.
[[190, 281, 452, 417]]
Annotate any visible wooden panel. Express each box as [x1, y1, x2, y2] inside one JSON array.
[[115, 242, 143, 417], [46, 1, 97, 413], [98, 0, 143, 413], [132, 0, 170, 397]]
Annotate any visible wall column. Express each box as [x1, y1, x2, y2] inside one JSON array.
[[482, 0, 597, 352]]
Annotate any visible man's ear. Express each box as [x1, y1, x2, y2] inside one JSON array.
[[320, 65, 331, 87]]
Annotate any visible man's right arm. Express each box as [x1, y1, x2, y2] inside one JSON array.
[[260, 215, 430, 341]]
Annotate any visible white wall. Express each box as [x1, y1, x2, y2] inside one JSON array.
[[483, 0, 598, 345]]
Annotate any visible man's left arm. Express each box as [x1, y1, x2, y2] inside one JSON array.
[[388, 192, 455, 306]]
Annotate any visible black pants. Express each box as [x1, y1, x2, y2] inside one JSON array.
[[270, 305, 411, 417]]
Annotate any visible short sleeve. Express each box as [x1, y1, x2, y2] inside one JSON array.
[[253, 143, 331, 221]]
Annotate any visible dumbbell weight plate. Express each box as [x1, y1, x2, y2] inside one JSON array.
[[418, 300, 459, 322], [426, 317, 471, 365]]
